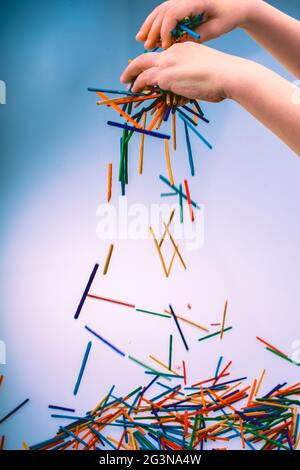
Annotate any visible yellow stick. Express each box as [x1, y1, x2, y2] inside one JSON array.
[[172, 112, 177, 151], [149, 355, 179, 375], [167, 247, 177, 277], [164, 310, 209, 332], [163, 222, 186, 270], [149, 226, 168, 277], [138, 113, 147, 175], [255, 368, 266, 396], [164, 139, 174, 186], [158, 209, 175, 248], [220, 300, 228, 340], [103, 244, 114, 275]]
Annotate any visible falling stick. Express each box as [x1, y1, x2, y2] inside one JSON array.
[[169, 304, 189, 351], [73, 341, 92, 396], [179, 184, 184, 223], [172, 112, 177, 151], [87, 293, 135, 308], [198, 327, 233, 342], [158, 209, 176, 248], [128, 355, 171, 381], [149, 225, 168, 277], [74, 264, 99, 320], [96, 92, 142, 128], [160, 175, 200, 209], [0, 398, 30, 425], [149, 355, 179, 376], [256, 337, 288, 358], [178, 113, 212, 149], [164, 310, 209, 332], [103, 244, 114, 275], [184, 179, 195, 222], [107, 163, 112, 202], [215, 356, 223, 379], [138, 113, 147, 174], [247, 379, 257, 406], [168, 335, 173, 371], [108, 121, 170, 140], [184, 121, 195, 176], [220, 300, 228, 340], [0, 375, 3, 387], [22, 441, 30, 450], [85, 326, 125, 357], [265, 347, 300, 366], [182, 361, 187, 386], [136, 308, 171, 319], [255, 369, 266, 397], [48, 405, 76, 413], [164, 139, 175, 186], [162, 223, 187, 270]]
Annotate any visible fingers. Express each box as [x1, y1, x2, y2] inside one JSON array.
[[160, 1, 201, 49], [131, 68, 160, 93], [136, 3, 164, 42], [144, 13, 164, 50], [120, 52, 160, 84], [197, 19, 222, 43]]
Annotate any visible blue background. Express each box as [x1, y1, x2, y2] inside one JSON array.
[[0, 0, 300, 450]]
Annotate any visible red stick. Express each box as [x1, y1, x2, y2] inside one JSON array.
[[87, 293, 135, 308], [184, 179, 195, 222]]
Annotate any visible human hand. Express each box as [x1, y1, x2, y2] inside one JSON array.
[[120, 41, 247, 103], [136, 0, 258, 49]]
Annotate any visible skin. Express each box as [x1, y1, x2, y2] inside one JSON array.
[[119, 1, 300, 155], [136, 0, 300, 78]]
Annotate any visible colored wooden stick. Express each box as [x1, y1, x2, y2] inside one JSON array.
[[103, 244, 114, 275], [73, 341, 92, 396], [74, 264, 99, 319]]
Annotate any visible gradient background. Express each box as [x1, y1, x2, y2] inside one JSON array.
[[0, 0, 300, 450]]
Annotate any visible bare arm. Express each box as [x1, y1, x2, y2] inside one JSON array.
[[244, 1, 300, 78], [121, 42, 300, 156]]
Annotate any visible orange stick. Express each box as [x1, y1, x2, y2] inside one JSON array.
[[148, 105, 165, 131], [95, 91, 142, 128], [96, 93, 161, 107]]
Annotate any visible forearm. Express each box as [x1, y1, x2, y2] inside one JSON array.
[[244, 1, 300, 78], [229, 60, 300, 156]]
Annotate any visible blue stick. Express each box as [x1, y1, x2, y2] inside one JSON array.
[[74, 263, 99, 319], [48, 405, 75, 413], [73, 341, 92, 396], [179, 24, 201, 39], [169, 304, 189, 351], [159, 175, 200, 209], [184, 120, 195, 176], [107, 121, 171, 140], [178, 114, 212, 149], [85, 325, 126, 357]]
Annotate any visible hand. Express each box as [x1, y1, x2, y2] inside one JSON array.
[[120, 41, 246, 103], [136, 0, 258, 49]]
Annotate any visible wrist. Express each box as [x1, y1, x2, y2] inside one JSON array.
[[240, 0, 265, 30], [225, 57, 266, 102]]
